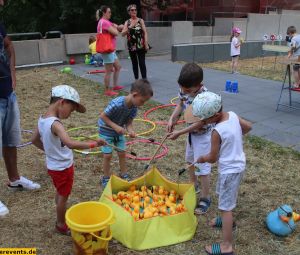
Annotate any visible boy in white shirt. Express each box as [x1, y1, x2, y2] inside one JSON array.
[[167, 63, 213, 214], [31, 85, 106, 235], [186, 91, 251, 255], [287, 26, 300, 88]]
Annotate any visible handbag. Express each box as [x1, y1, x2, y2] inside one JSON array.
[[96, 21, 115, 54]]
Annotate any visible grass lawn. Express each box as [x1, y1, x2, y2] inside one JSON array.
[[0, 67, 300, 255], [201, 56, 288, 82]]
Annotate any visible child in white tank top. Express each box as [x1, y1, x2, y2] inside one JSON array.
[[31, 85, 106, 235], [185, 91, 252, 255]]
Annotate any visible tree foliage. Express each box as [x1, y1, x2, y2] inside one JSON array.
[[0, 0, 131, 34]]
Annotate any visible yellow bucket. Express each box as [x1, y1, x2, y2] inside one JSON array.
[[66, 201, 115, 255]]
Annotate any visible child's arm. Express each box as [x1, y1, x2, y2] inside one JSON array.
[[167, 121, 204, 140], [235, 42, 241, 48], [288, 38, 297, 58], [197, 130, 221, 164], [239, 117, 252, 135], [126, 118, 136, 138], [52, 121, 106, 149], [31, 128, 44, 151], [167, 101, 184, 133], [100, 112, 126, 135]]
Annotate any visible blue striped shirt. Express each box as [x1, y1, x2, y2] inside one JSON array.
[[98, 96, 138, 136]]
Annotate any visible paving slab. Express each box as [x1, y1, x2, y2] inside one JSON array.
[[59, 55, 300, 152]]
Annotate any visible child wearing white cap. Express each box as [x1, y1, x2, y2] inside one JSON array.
[[185, 91, 252, 255], [230, 27, 243, 74], [31, 85, 106, 235]]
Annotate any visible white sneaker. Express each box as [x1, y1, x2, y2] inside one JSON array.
[[8, 176, 41, 191], [0, 201, 9, 217]]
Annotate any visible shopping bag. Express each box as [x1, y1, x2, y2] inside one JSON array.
[[99, 167, 197, 250], [96, 21, 115, 54]]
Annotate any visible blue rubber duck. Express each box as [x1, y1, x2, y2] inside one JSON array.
[[266, 204, 300, 236]]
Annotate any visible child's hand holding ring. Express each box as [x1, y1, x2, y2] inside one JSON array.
[[128, 131, 136, 138]]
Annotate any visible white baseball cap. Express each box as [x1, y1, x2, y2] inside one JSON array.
[[192, 92, 222, 120], [51, 85, 86, 113]]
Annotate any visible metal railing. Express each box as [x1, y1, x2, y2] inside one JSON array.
[[8, 31, 63, 41]]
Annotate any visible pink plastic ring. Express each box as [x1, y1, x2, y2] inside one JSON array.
[[143, 104, 185, 126], [125, 139, 169, 161]]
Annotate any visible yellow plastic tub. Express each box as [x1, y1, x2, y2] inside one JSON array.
[[66, 201, 115, 255]]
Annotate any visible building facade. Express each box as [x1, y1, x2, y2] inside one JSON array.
[[140, 0, 300, 22]]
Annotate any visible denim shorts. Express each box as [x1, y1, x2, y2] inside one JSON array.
[[0, 92, 21, 157], [102, 51, 118, 64], [99, 133, 126, 154], [91, 53, 103, 64]]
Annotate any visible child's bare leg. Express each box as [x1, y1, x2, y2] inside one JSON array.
[[200, 174, 210, 198], [205, 210, 234, 254], [118, 151, 127, 175], [188, 165, 197, 185], [233, 56, 239, 72], [221, 210, 234, 252], [231, 58, 234, 73], [56, 194, 68, 227], [293, 68, 300, 87], [103, 153, 112, 177]]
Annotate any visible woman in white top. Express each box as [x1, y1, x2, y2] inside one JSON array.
[[230, 27, 242, 74]]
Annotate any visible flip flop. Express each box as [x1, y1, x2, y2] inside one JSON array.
[[205, 243, 235, 255], [210, 216, 237, 230]]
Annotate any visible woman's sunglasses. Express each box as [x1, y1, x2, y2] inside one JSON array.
[[130, 9, 137, 12]]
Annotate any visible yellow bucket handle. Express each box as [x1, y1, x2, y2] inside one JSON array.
[[90, 229, 113, 241]]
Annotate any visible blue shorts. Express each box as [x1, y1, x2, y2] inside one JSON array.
[[99, 134, 126, 154], [0, 92, 21, 157], [102, 51, 118, 64]]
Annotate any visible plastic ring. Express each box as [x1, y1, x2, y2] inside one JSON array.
[[67, 119, 156, 139], [143, 104, 185, 126], [128, 118, 156, 137], [17, 129, 33, 148], [125, 139, 169, 161], [73, 136, 102, 155], [67, 119, 156, 155], [170, 96, 179, 105], [67, 125, 98, 136], [67, 126, 101, 155], [67, 126, 99, 140]]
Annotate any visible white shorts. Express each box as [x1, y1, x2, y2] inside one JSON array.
[[185, 132, 211, 176], [216, 172, 244, 211]]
